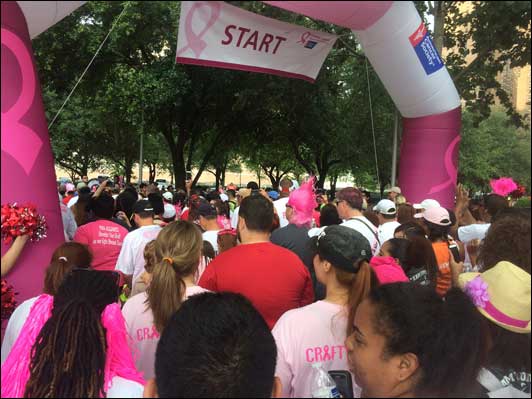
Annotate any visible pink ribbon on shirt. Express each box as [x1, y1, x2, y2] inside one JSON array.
[[1, 28, 43, 175], [176, 2, 221, 58]]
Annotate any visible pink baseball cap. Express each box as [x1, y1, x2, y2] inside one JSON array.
[[415, 206, 451, 226], [65, 183, 75, 192]]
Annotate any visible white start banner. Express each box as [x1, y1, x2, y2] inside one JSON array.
[[175, 1, 337, 82]]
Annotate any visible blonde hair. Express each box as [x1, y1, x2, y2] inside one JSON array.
[[143, 240, 157, 274], [147, 221, 202, 332], [395, 194, 407, 205]]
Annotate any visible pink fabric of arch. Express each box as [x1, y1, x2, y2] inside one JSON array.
[[1, 1, 65, 307], [264, 1, 394, 31]]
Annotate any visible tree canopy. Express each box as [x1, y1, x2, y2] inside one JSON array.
[[33, 1, 531, 191]]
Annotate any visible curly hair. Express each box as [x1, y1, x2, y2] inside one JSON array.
[[478, 215, 531, 273]]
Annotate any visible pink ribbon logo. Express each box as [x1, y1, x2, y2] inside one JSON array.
[[1, 28, 43, 175], [298, 32, 311, 44], [428, 135, 461, 195], [176, 2, 221, 58]]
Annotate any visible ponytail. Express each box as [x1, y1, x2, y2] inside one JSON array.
[[148, 221, 203, 333], [24, 300, 107, 397], [43, 242, 92, 295], [337, 261, 377, 336]]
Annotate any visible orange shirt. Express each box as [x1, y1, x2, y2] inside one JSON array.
[[432, 241, 451, 296]]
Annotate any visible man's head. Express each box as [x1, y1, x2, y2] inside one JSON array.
[[279, 178, 293, 198], [373, 199, 397, 225], [247, 181, 259, 190], [335, 188, 365, 219], [139, 182, 148, 197], [133, 200, 155, 226], [483, 194, 509, 222], [147, 292, 280, 398], [89, 192, 115, 219], [148, 193, 165, 216], [162, 204, 177, 223], [387, 186, 401, 201], [82, 176, 89, 183], [227, 189, 236, 200], [238, 195, 274, 241], [198, 203, 219, 231]]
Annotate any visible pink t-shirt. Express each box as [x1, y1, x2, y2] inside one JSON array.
[[272, 301, 359, 398], [121, 286, 210, 380], [73, 220, 129, 271]]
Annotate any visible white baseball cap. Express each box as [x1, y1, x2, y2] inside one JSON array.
[[162, 192, 173, 201], [220, 193, 229, 202], [373, 199, 397, 215], [413, 199, 441, 210], [163, 203, 176, 219]]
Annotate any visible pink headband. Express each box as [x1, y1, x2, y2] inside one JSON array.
[[1, 295, 144, 398]]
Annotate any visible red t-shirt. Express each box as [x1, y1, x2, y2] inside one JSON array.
[[73, 219, 129, 271], [199, 242, 315, 329]]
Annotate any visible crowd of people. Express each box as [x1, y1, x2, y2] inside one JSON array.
[[1, 176, 530, 398]]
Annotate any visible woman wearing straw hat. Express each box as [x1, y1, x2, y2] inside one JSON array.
[[459, 261, 531, 397]]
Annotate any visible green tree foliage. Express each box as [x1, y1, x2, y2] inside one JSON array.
[[31, 1, 530, 192], [426, 1, 531, 127], [459, 110, 531, 190]]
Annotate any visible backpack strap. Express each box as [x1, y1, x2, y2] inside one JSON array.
[[349, 218, 381, 246]]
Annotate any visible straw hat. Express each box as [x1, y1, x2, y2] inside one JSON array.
[[459, 261, 531, 334]]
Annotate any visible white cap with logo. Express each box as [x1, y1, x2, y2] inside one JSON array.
[[373, 199, 397, 215], [413, 199, 441, 210]]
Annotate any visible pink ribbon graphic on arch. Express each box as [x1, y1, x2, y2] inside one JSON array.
[[298, 32, 311, 44], [1, 28, 43, 175], [176, 2, 222, 58], [428, 135, 461, 195]]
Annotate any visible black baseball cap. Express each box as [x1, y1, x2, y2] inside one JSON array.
[[198, 203, 217, 218], [133, 200, 154, 214], [310, 225, 372, 273]]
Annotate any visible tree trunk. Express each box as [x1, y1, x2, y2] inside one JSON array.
[[330, 175, 338, 197], [221, 166, 226, 188], [124, 156, 133, 184], [432, 1, 446, 55], [191, 131, 224, 188], [149, 163, 156, 184]]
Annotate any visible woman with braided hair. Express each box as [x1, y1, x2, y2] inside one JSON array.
[[121, 220, 210, 380], [1, 269, 144, 398], [1, 242, 92, 364]]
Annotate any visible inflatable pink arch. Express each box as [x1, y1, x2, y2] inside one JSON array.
[[1, 1, 460, 304]]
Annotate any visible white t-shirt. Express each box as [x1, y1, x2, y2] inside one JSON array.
[[272, 301, 359, 398], [67, 195, 79, 208], [122, 286, 210, 380], [376, 221, 401, 253], [341, 217, 379, 255], [230, 206, 240, 229], [274, 197, 290, 228], [115, 225, 162, 286], [202, 230, 220, 254], [458, 223, 491, 243], [1, 296, 38, 365], [107, 377, 144, 398]]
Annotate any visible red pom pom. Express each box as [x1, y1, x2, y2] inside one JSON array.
[[1, 203, 48, 244], [1, 279, 18, 321]]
